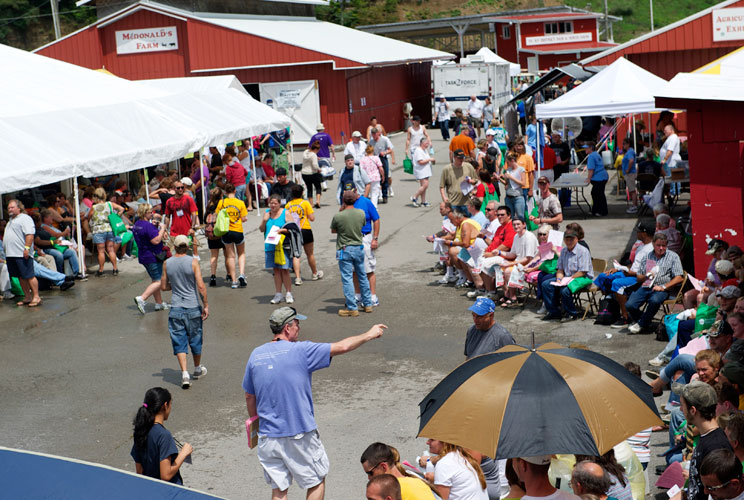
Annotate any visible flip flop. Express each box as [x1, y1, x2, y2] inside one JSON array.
[[17, 300, 31, 306], [501, 299, 514, 308], [27, 299, 42, 307]]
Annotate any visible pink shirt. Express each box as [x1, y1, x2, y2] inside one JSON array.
[[360, 155, 382, 182]]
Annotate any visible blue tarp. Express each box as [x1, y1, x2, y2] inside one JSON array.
[[0, 447, 225, 500]]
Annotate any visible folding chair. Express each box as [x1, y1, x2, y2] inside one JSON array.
[[575, 258, 608, 321], [661, 272, 689, 316]]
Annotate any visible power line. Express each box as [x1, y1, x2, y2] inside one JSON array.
[[0, 6, 94, 23]]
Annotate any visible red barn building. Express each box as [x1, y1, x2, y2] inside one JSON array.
[[35, 0, 453, 143], [581, 0, 744, 79], [485, 12, 616, 72]]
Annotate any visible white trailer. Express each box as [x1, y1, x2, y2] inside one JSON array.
[[431, 55, 512, 120]]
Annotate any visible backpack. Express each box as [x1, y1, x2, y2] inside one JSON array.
[[204, 211, 217, 240], [480, 184, 499, 214], [594, 295, 620, 325]]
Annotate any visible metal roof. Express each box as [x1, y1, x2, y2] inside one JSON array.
[[484, 12, 613, 23], [580, 0, 742, 64], [520, 41, 617, 55], [506, 63, 601, 105]]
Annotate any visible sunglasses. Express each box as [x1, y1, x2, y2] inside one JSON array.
[[705, 479, 738, 491], [485, 208, 494, 212], [364, 462, 382, 476], [496, 213, 507, 217], [538, 232, 548, 236], [175, 186, 185, 190]]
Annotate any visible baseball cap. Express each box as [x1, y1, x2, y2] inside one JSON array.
[[707, 238, 729, 255], [672, 380, 717, 408], [728, 246, 743, 258], [485, 129, 495, 136], [708, 319, 734, 338], [173, 234, 190, 248], [537, 176, 550, 184], [316, 123, 325, 131], [344, 154, 355, 161], [180, 177, 193, 186], [564, 230, 579, 239], [721, 362, 744, 388], [351, 130, 362, 138], [269, 306, 307, 330], [453, 149, 465, 158], [715, 259, 735, 277], [412, 115, 422, 122], [469, 297, 495, 316], [520, 455, 552, 465], [276, 167, 288, 176], [636, 221, 656, 236], [343, 182, 356, 192], [725, 340, 744, 364], [716, 285, 741, 299]]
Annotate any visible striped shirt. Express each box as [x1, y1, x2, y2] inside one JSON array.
[[639, 249, 683, 286], [557, 243, 593, 278], [626, 428, 652, 463]]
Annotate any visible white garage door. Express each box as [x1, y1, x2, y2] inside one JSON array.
[[259, 80, 321, 144]]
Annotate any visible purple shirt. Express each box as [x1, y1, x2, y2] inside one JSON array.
[[132, 219, 161, 265], [309, 132, 334, 159], [190, 164, 210, 196]]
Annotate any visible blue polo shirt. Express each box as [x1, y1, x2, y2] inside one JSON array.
[[621, 148, 636, 175], [587, 151, 608, 182], [354, 196, 380, 235]]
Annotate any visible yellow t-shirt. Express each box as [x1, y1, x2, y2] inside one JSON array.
[[284, 199, 314, 230], [517, 153, 535, 188], [216, 197, 248, 233], [455, 218, 482, 246], [398, 476, 436, 500]]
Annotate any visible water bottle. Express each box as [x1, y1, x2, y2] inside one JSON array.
[[423, 450, 435, 474], [429, 146, 435, 155]]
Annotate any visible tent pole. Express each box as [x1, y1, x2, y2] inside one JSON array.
[[289, 127, 297, 185], [536, 120, 542, 196], [632, 115, 637, 153], [73, 176, 86, 278], [144, 168, 150, 205], [252, 142, 260, 217], [0, 193, 3, 219], [200, 147, 207, 214]]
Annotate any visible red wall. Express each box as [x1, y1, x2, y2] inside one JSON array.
[[494, 24, 519, 66], [519, 18, 597, 44], [37, 26, 103, 69], [658, 97, 744, 274]]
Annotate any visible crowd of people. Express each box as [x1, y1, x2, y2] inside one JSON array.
[[4, 103, 744, 500]]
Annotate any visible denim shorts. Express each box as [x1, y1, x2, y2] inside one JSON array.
[[168, 306, 203, 355], [143, 261, 163, 281], [92, 231, 115, 244], [265, 249, 291, 270]]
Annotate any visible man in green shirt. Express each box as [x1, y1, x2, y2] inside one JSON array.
[[331, 191, 373, 317]]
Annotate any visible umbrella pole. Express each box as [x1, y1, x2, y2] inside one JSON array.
[[73, 176, 86, 278], [531, 331, 536, 351], [252, 143, 260, 217]]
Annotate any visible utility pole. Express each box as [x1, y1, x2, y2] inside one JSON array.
[[650, 0, 655, 31], [50, 0, 61, 39], [603, 0, 609, 42]]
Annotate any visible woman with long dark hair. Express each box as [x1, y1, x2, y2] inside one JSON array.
[[131, 387, 192, 484]]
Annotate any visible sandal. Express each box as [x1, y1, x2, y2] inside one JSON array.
[[501, 299, 514, 308], [27, 299, 42, 307], [16, 300, 31, 306], [497, 297, 507, 304]]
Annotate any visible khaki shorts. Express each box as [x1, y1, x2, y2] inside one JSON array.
[[257, 430, 329, 491], [625, 172, 637, 192], [363, 233, 376, 273]]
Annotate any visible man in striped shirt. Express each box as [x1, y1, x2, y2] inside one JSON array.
[[625, 233, 684, 334]]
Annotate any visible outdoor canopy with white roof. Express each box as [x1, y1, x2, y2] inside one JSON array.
[[474, 47, 522, 76], [535, 57, 669, 119], [0, 43, 290, 195]]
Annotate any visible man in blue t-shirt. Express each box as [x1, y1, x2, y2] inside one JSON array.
[[621, 138, 638, 214], [243, 307, 386, 499], [349, 187, 381, 307]]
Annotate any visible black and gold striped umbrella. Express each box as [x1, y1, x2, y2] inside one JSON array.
[[418, 342, 661, 459]]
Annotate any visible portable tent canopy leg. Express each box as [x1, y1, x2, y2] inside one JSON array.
[[252, 142, 260, 217], [73, 176, 86, 278]]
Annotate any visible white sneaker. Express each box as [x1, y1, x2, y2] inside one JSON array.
[[437, 276, 451, 285], [478, 292, 496, 300], [536, 304, 547, 315], [154, 302, 170, 311], [628, 322, 642, 334], [270, 293, 284, 304], [294, 277, 303, 286], [134, 296, 146, 315], [182, 373, 191, 389], [649, 356, 667, 367], [312, 270, 324, 280], [285, 292, 294, 304], [466, 289, 484, 299], [455, 277, 466, 287], [626, 206, 639, 214], [192, 365, 207, 379], [193, 255, 201, 261]]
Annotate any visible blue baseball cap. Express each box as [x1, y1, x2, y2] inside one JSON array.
[[469, 297, 495, 316]]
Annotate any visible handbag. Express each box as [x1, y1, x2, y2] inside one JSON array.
[[403, 157, 413, 175], [214, 199, 230, 237], [155, 248, 168, 262], [505, 187, 522, 198], [107, 202, 127, 236]]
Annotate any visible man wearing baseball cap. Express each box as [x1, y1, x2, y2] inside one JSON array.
[[465, 297, 515, 359], [344, 130, 367, 166], [673, 380, 733, 500], [243, 307, 386, 499], [513, 455, 580, 500], [161, 234, 209, 389]]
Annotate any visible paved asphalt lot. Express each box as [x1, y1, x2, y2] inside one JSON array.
[[1, 131, 678, 499]]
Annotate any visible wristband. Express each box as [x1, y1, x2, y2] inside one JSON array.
[[24, 246, 31, 250]]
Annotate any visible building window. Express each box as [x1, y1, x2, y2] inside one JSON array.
[[502, 25, 511, 39], [545, 21, 573, 34]]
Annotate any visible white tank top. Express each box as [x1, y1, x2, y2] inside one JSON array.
[[409, 126, 425, 153]]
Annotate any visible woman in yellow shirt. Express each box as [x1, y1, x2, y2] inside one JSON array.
[[215, 183, 248, 289], [284, 184, 323, 285]]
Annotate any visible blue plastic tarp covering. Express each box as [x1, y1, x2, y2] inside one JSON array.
[[0, 447, 225, 500]]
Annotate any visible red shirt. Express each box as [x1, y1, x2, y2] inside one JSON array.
[[475, 183, 495, 197], [262, 162, 276, 179], [542, 146, 556, 170], [487, 220, 516, 252], [165, 195, 198, 236]]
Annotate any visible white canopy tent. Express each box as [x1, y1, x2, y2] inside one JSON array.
[[0, 43, 290, 276], [475, 47, 521, 76], [656, 46, 744, 102], [535, 57, 668, 119]]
